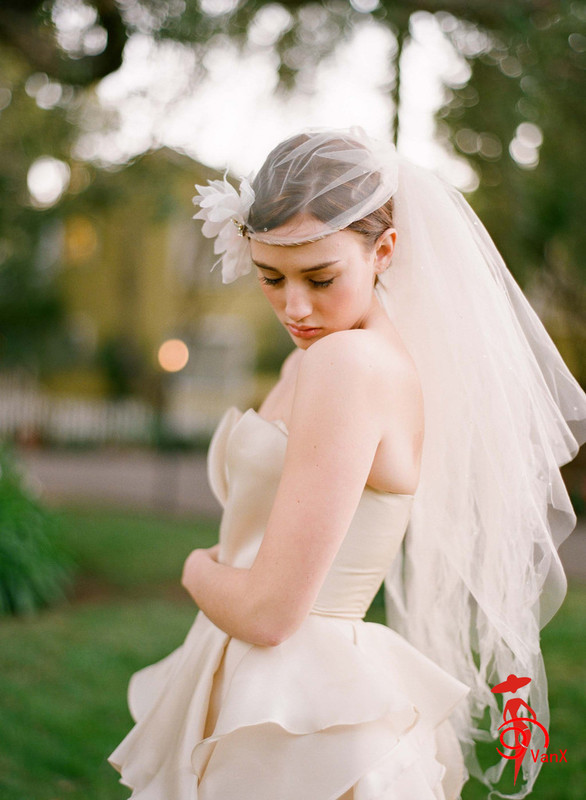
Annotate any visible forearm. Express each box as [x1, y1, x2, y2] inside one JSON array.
[[182, 550, 278, 646]]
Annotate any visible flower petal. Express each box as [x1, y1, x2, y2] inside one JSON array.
[[192, 176, 256, 283]]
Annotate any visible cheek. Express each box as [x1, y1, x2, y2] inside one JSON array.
[[326, 274, 373, 319], [330, 280, 364, 309]]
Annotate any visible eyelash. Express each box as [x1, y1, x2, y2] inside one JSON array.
[[260, 277, 334, 288]]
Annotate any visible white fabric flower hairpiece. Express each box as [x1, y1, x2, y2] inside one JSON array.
[[192, 176, 255, 284]]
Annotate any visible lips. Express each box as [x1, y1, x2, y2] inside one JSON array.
[[287, 324, 321, 338]]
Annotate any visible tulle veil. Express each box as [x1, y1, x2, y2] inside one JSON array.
[[380, 157, 586, 798]]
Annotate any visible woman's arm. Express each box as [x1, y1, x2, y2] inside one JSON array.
[[182, 547, 277, 645], [182, 330, 411, 646]]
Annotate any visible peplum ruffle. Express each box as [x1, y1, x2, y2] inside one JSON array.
[[109, 406, 469, 798], [109, 609, 468, 799]]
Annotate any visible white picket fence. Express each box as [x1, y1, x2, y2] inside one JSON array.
[[0, 377, 154, 445], [0, 317, 258, 446]]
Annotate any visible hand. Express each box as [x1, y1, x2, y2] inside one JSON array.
[[181, 544, 221, 600], [206, 543, 221, 562]]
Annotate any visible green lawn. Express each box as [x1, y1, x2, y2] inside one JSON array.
[[0, 506, 584, 799]]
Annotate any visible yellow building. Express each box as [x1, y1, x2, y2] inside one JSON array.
[[51, 148, 292, 430]]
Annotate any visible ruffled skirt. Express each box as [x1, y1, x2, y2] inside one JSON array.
[[108, 611, 469, 799]]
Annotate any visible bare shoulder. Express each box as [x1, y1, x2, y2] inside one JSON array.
[[279, 347, 304, 380], [299, 329, 418, 395]]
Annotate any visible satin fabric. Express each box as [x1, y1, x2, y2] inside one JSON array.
[[109, 407, 470, 799]]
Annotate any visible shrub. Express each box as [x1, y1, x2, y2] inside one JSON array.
[[0, 443, 72, 616]]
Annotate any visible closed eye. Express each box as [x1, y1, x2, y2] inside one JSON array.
[[310, 278, 334, 288], [259, 276, 283, 286], [259, 276, 334, 288]]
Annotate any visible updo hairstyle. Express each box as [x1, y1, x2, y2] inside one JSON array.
[[248, 133, 394, 251]]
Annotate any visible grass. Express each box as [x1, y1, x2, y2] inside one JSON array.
[[0, 506, 584, 799], [0, 599, 196, 800], [459, 582, 586, 800], [56, 506, 219, 589]]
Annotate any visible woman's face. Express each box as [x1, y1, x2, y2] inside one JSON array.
[[249, 216, 395, 349]]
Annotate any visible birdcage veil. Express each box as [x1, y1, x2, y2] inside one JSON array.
[[246, 127, 399, 244], [193, 127, 586, 797], [192, 127, 399, 282]]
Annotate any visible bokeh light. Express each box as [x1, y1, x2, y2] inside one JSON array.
[[200, 0, 239, 16], [516, 122, 543, 148], [248, 5, 293, 48], [350, 0, 380, 13], [509, 122, 543, 169], [158, 339, 189, 372], [52, 0, 108, 57], [27, 157, 71, 207], [66, 216, 98, 263]]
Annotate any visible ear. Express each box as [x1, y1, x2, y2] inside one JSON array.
[[373, 228, 397, 276]]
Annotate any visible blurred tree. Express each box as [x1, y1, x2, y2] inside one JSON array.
[[1, 0, 584, 380], [0, 47, 73, 376], [436, 1, 586, 376], [0, 0, 127, 85], [0, 1, 555, 88]]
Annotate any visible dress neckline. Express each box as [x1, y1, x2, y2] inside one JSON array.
[[248, 407, 289, 434], [228, 406, 415, 501]]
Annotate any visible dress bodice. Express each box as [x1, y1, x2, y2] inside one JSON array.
[[110, 405, 470, 800], [207, 406, 414, 620]]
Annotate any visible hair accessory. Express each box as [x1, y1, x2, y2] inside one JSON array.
[[192, 176, 255, 284], [192, 127, 400, 263], [233, 219, 249, 237]]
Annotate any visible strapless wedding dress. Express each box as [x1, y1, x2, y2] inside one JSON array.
[[109, 406, 470, 799]]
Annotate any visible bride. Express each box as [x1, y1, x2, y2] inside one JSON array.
[[109, 128, 586, 800]]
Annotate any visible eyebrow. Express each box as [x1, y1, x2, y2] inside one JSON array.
[[252, 260, 340, 274]]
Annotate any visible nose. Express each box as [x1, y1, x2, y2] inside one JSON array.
[[285, 283, 312, 322]]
